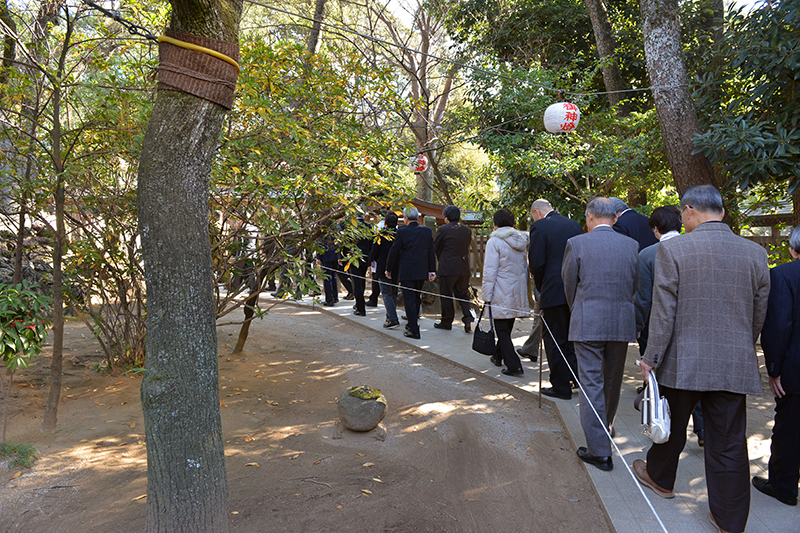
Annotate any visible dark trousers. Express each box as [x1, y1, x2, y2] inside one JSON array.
[[351, 267, 367, 313], [367, 279, 380, 304], [768, 394, 800, 499], [542, 304, 578, 395], [646, 387, 749, 533], [336, 269, 352, 295], [494, 317, 522, 372], [438, 274, 473, 325], [574, 340, 627, 457], [401, 280, 424, 335], [321, 260, 338, 304]]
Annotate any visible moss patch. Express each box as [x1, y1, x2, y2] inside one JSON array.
[[348, 385, 382, 400]]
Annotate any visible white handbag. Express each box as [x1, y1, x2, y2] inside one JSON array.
[[638, 370, 671, 444]]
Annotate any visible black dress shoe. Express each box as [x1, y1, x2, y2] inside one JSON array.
[[323, 301, 335, 307], [490, 356, 502, 367], [383, 319, 400, 328], [343, 293, 355, 300], [401, 314, 408, 320], [540, 387, 571, 400], [403, 330, 421, 339], [365, 301, 378, 307], [696, 429, 704, 447], [752, 476, 797, 506], [353, 310, 366, 316], [433, 322, 452, 330], [516, 348, 537, 362], [464, 322, 471, 333], [576, 447, 613, 471], [501, 367, 524, 377]]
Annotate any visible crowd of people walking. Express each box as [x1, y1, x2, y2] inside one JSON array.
[[297, 184, 797, 533]]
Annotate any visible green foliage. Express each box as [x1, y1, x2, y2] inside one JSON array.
[[692, 0, 800, 193], [348, 385, 382, 400], [0, 282, 52, 372], [0, 442, 39, 468]]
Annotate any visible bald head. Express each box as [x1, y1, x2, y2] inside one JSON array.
[[530, 199, 554, 222]]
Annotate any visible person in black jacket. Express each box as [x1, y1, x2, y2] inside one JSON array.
[[347, 216, 373, 316], [386, 207, 436, 340], [433, 205, 474, 332], [610, 197, 658, 252], [528, 199, 582, 400], [753, 225, 800, 507], [370, 211, 400, 328]]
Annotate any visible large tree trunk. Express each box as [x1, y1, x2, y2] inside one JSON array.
[[137, 2, 241, 531], [583, 0, 630, 115], [640, 0, 717, 195]]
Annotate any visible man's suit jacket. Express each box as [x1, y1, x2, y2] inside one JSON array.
[[529, 211, 583, 309], [761, 259, 800, 395], [643, 221, 770, 394], [634, 242, 660, 334], [614, 209, 658, 251], [386, 221, 436, 281], [561, 226, 639, 342], [434, 222, 472, 277]]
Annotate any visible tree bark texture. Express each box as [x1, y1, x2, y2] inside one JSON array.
[[640, 0, 717, 195], [583, 0, 630, 115], [138, 2, 241, 532]]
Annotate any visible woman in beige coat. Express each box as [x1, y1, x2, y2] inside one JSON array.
[[482, 209, 531, 376]]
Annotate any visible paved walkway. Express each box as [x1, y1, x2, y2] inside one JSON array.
[[268, 294, 798, 533]]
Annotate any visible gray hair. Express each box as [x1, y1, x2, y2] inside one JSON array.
[[531, 199, 552, 212], [403, 207, 419, 220], [790, 225, 800, 253], [609, 197, 629, 214], [586, 197, 617, 220], [680, 185, 724, 214]]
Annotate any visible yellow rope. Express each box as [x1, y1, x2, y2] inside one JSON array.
[[157, 35, 240, 73]]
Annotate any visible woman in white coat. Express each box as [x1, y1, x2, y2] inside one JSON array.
[[482, 209, 531, 377]]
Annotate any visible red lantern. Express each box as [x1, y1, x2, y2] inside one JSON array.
[[544, 102, 581, 133], [410, 153, 428, 173]]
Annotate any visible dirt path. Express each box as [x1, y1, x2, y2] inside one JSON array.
[[0, 303, 611, 533]]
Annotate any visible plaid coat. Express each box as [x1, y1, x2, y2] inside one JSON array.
[[643, 221, 770, 394]]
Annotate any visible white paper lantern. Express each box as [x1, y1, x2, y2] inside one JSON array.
[[544, 102, 580, 133], [410, 153, 428, 173]]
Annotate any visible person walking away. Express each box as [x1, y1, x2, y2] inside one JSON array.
[[635, 185, 770, 533], [370, 211, 400, 328], [752, 225, 800, 507], [482, 209, 530, 377], [434, 205, 474, 332]]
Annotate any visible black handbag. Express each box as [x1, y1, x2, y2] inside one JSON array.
[[472, 304, 496, 356]]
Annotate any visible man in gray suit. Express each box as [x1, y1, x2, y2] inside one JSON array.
[[634, 185, 770, 533], [562, 197, 639, 471]]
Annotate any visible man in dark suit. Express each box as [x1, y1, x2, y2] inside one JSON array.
[[370, 211, 400, 328], [610, 197, 658, 251], [386, 207, 436, 340], [433, 205, 474, 332], [753, 225, 800, 507], [347, 216, 373, 317], [635, 185, 770, 533], [562, 197, 639, 471], [527, 198, 583, 400]]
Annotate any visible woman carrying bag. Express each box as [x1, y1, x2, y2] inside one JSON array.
[[481, 209, 530, 377]]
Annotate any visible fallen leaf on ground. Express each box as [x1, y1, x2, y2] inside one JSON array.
[[361, 489, 372, 495], [10, 471, 22, 480], [356, 453, 365, 456], [132, 494, 146, 501], [372, 478, 383, 483], [130, 422, 135, 428], [363, 462, 375, 467], [245, 463, 260, 467]]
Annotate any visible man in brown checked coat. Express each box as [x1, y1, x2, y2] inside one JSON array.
[[635, 185, 770, 533]]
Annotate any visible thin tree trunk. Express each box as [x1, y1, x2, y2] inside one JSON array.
[[306, 0, 327, 55], [138, 2, 241, 531], [640, 0, 717, 195], [793, 191, 800, 228], [584, 0, 630, 115]]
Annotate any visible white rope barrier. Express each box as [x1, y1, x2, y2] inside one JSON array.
[[300, 264, 671, 532]]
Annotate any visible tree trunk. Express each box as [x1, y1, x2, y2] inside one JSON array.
[[306, 0, 327, 55], [793, 191, 800, 228], [137, 3, 241, 531], [583, 0, 630, 115], [640, 0, 717, 195]]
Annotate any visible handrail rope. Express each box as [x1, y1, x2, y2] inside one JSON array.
[[311, 263, 670, 533]]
